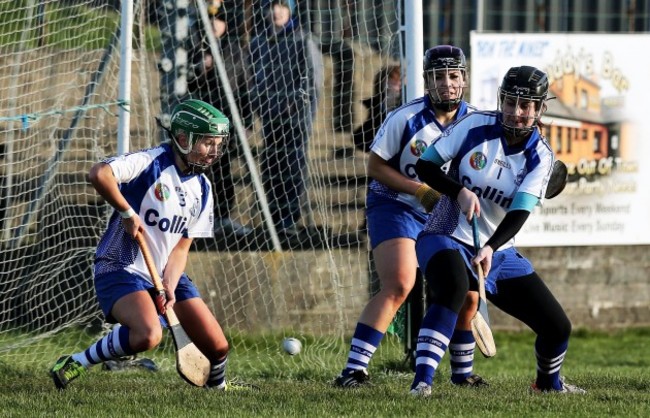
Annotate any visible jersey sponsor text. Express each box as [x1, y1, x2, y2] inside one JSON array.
[[462, 176, 513, 209], [144, 208, 188, 234]]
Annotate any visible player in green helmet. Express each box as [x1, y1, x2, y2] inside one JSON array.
[[169, 99, 231, 174], [49, 99, 257, 392]]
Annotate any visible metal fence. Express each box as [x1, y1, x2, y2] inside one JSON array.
[[309, 0, 650, 57]]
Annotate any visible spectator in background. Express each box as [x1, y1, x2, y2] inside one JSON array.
[[187, 0, 255, 243], [351, 65, 403, 296], [352, 64, 402, 153], [249, 0, 321, 247]]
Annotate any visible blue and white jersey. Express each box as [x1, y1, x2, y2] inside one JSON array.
[[368, 95, 474, 212], [94, 143, 214, 282], [420, 111, 553, 250]]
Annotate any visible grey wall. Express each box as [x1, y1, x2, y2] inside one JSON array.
[[186, 245, 650, 334]]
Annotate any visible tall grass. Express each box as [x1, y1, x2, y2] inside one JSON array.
[[1, 328, 649, 417]]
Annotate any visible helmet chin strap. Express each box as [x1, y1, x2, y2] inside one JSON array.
[[431, 98, 460, 113], [177, 152, 194, 174], [503, 125, 535, 146], [173, 147, 207, 175], [428, 87, 463, 113], [187, 165, 209, 174], [184, 155, 212, 174]]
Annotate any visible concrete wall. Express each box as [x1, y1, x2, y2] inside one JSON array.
[[185, 249, 370, 336], [186, 245, 650, 334], [512, 245, 650, 330]]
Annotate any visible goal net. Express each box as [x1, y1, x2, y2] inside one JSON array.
[[0, 0, 401, 373]]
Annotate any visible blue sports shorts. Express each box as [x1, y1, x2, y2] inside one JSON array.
[[366, 198, 427, 249], [94, 270, 200, 323], [415, 233, 534, 295]]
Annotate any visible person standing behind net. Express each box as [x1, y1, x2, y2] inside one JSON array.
[[49, 100, 257, 392], [409, 66, 585, 396], [249, 0, 319, 246], [334, 46, 485, 388], [187, 1, 255, 243], [351, 64, 403, 153]]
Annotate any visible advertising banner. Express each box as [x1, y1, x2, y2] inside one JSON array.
[[470, 32, 650, 246]]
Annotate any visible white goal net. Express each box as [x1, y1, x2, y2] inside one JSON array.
[[0, 0, 402, 371]]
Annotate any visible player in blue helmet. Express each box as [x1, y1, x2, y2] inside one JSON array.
[[49, 100, 257, 392], [409, 66, 585, 396], [334, 45, 486, 388]]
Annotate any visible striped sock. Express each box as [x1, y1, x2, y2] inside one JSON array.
[[449, 329, 475, 384], [342, 323, 384, 372], [206, 357, 228, 389], [535, 339, 568, 390], [411, 304, 457, 389], [73, 324, 135, 367]]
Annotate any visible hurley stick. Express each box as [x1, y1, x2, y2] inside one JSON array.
[[470, 215, 496, 358], [135, 233, 210, 386]]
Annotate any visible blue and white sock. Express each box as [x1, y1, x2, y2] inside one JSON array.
[[449, 329, 476, 384], [411, 304, 457, 389], [535, 339, 568, 390], [343, 323, 384, 373], [73, 324, 135, 367], [206, 357, 228, 389]]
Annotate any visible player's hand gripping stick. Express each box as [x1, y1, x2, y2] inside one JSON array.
[[469, 215, 497, 358], [135, 233, 211, 386]]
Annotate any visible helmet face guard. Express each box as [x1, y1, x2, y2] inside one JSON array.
[[498, 66, 549, 138], [423, 45, 467, 111], [185, 133, 230, 173], [169, 99, 230, 173]]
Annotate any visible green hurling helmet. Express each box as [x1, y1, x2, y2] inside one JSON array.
[[170, 99, 230, 155]]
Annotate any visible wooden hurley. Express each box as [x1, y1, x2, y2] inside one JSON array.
[[135, 233, 211, 386]]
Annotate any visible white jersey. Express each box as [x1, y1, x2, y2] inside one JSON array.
[[420, 110, 553, 250], [95, 144, 214, 282], [368, 96, 475, 211]]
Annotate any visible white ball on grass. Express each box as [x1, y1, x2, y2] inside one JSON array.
[[282, 337, 302, 355]]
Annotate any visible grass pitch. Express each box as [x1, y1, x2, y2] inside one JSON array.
[[1, 328, 649, 417]]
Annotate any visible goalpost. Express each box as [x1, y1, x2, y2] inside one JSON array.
[[0, 0, 419, 372]]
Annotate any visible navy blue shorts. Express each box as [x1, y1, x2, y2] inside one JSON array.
[[366, 198, 427, 249], [415, 233, 534, 295], [94, 270, 200, 323]]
